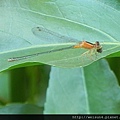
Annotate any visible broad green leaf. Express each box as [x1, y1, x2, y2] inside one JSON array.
[[44, 59, 120, 114], [0, 72, 10, 104], [0, 103, 43, 114], [0, 0, 120, 72]]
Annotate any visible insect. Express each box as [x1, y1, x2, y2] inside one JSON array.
[[8, 27, 102, 62]]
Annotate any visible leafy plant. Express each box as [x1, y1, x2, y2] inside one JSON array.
[[0, 0, 120, 114]]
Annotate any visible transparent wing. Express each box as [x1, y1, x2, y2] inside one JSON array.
[[32, 26, 78, 43]]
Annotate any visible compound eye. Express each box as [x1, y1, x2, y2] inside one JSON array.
[[96, 41, 100, 46], [97, 48, 102, 53]]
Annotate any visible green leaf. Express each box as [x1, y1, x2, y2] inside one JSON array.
[[0, 72, 10, 105], [44, 59, 120, 114], [0, 103, 43, 114], [0, 0, 120, 71]]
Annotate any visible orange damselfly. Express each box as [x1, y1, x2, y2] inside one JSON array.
[[8, 27, 102, 62]]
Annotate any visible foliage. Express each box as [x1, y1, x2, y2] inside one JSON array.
[[0, 0, 120, 114]]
